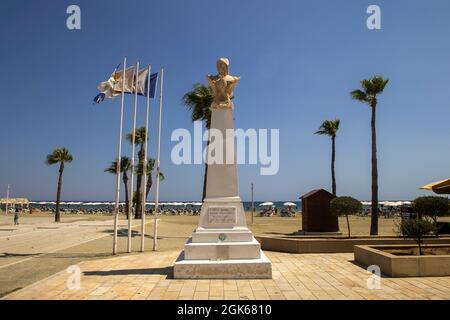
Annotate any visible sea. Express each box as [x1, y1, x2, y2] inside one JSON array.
[[25, 200, 412, 212], [27, 201, 301, 211]]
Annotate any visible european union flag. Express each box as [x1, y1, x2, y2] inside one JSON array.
[[140, 72, 158, 98]]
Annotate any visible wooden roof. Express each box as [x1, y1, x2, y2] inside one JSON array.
[[300, 189, 334, 199]]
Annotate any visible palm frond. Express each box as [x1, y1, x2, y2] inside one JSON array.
[[350, 89, 369, 102], [182, 83, 212, 127], [126, 127, 148, 145], [104, 156, 130, 174], [371, 75, 389, 93], [351, 75, 389, 103], [45, 147, 73, 165], [315, 119, 340, 137]]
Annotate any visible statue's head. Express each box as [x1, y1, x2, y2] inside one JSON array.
[[216, 58, 229, 76]]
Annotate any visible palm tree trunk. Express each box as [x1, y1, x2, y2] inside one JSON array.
[[135, 148, 145, 219], [146, 174, 153, 199], [123, 173, 129, 220], [202, 131, 210, 201], [55, 162, 64, 223], [331, 135, 336, 196], [346, 214, 351, 238], [202, 163, 208, 201], [370, 103, 379, 235]]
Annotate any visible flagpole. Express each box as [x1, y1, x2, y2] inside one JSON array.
[[140, 65, 151, 252], [5, 184, 10, 215], [153, 68, 164, 251], [113, 56, 127, 255], [251, 182, 254, 224], [127, 61, 139, 253]]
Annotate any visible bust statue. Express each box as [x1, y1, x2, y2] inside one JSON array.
[[206, 58, 240, 109]]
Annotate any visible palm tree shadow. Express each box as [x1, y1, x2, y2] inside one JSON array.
[[103, 229, 182, 240], [0, 252, 42, 258], [83, 266, 173, 279], [104, 229, 143, 238]]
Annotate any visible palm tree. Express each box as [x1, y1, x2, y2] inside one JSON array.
[[126, 127, 147, 219], [351, 75, 389, 235], [315, 119, 340, 196], [105, 157, 131, 219], [45, 147, 73, 222], [143, 158, 165, 200], [131, 159, 165, 216], [182, 83, 213, 200]]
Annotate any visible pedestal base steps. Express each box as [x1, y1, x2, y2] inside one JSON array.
[[173, 250, 272, 279]]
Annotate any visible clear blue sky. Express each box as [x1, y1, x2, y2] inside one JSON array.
[[1, 0, 449, 201]]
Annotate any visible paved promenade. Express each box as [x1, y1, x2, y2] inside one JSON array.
[[0, 216, 131, 269], [4, 250, 450, 300], [0, 215, 147, 296]]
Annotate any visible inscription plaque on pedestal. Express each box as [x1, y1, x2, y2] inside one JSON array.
[[207, 207, 236, 226]]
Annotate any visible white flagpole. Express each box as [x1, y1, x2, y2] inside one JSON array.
[[140, 65, 151, 252], [113, 57, 127, 255], [127, 61, 139, 253], [5, 184, 10, 215], [153, 68, 164, 251], [251, 182, 254, 224]]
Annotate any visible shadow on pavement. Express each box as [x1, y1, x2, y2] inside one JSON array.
[[0, 252, 41, 258], [103, 229, 181, 240], [83, 266, 173, 278]]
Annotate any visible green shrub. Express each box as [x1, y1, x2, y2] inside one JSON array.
[[398, 218, 436, 255], [413, 196, 450, 222], [330, 196, 362, 238]]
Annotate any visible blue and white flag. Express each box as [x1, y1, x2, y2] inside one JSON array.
[[94, 64, 135, 104], [93, 92, 106, 104], [134, 69, 158, 98], [94, 65, 158, 103]]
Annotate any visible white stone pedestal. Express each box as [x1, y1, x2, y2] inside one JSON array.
[[174, 196, 272, 279], [173, 106, 272, 279]]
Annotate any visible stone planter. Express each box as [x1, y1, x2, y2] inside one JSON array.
[[256, 235, 450, 253], [354, 244, 450, 277]]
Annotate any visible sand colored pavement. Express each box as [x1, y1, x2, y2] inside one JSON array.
[[0, 215, 140, 268], [3, 249, 450, 300], [1, 213, 450, 299]]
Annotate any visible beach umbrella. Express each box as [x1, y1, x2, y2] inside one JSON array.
[[259, 202, 274, 206], [420, 178, 450, 195], [382, 201, 400, 207], [283, 202, 297, 207]]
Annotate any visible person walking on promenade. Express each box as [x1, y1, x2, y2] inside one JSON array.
[[14, 207, 20, 225]]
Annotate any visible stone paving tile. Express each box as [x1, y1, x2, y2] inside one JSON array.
[[224, 291, 240, 300], [3, 250, 450, 300], [193, 291, 209, 300]]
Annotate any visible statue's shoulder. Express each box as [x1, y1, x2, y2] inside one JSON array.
[[206, 74, 220, 82], [223, 75, 240, 83]]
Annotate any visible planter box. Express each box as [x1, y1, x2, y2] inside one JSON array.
[[354, 244, 450, 277], [255, 235, 450, 253]]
